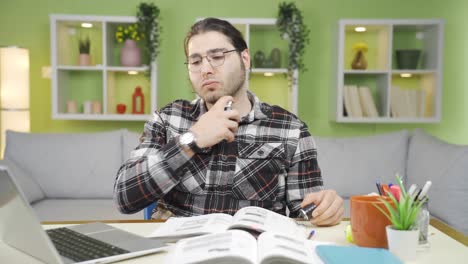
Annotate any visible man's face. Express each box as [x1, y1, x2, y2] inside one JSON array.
[[187, 31, 250, 105]]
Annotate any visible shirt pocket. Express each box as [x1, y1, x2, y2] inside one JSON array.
[[233, 141, 287, 201]]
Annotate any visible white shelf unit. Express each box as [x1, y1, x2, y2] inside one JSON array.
[[332, 19, 444, 123], [197, 18, 298, 114], [50, 14, 157, 121]]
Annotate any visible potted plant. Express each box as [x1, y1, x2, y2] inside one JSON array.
[[375, 175, 427, 261], [137, 2, 161, 73], [78, 37, 91, 66], [115, 24, 144, 67], [277, 2, 310, 85]]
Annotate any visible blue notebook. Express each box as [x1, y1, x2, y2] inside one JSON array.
[[316, 245, 403, 264]]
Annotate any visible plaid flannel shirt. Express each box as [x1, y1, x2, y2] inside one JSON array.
[[114, 92, 323, 218]]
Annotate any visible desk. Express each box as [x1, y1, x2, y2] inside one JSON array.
[[1, 219, 466, 263]]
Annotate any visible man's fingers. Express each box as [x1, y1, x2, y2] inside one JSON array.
[[212, 96, 234, 111], [312, 205, 344, 226], [311, 195, 343, 224], [226, 120, 239, 133], [300, 191, 322, 208], [225, 110, 240, 122]]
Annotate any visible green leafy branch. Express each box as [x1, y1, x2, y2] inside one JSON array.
[[137, 2, 162, 70], [277, 2, 310, 83]]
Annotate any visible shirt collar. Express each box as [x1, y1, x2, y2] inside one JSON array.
[[190, 91, 269, 122]]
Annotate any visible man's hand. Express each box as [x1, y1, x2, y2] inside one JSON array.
[[190, 96, 241, 148], [300, 190, 344, 226]]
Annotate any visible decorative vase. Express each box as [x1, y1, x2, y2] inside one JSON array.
[[253, 51, 266, 68], [395, 49, 421, 69], [386, 225, 419, 262], [120, 39, 141, 67], [79, 54, 91, 66], [270, 48, 282, 68], [351, 50, 368, 70]]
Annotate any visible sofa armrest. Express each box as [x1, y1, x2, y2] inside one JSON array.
[[0, 159, 45, 203]]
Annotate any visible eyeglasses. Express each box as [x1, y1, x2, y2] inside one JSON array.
[[185, 49, 237, 72]]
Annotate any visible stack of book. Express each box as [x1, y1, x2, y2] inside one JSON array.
[[390, 86, 433, 118], [343, 85, 379, 118]]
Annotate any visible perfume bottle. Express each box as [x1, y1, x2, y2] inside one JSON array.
[[132, 86, 145, 114]]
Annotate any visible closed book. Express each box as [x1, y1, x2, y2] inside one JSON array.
[[316, 245, 403, 264], [358, 86, 379, 117]]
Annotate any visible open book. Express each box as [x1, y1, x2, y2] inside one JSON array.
[[150, 206, 307, 242], [164, 230, 331, 264]]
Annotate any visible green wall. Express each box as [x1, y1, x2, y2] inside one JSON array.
[[1, 0, 467, 143]]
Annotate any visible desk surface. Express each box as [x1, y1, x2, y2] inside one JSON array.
[[1, 219, 466, 263]]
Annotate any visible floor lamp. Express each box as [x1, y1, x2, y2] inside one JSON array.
[[0, 46, 30, 157]]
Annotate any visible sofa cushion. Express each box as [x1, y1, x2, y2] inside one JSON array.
[[407, 129, 468, 235], [0, 159, 45, 203], [32, 199, 143, 221], [4, 130, 123, 199], [314, 130, 409, 198], [123, 130, 141, 161]]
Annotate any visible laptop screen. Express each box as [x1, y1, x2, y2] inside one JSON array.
[[0, 167, 62, 264]]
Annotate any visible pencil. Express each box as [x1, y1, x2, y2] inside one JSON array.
[[308, 230, 315, 239]]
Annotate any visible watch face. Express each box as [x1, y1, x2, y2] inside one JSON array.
[[180, 132, 195, 145]]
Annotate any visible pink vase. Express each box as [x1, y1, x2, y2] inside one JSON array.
[[120, 39, 141, 67]]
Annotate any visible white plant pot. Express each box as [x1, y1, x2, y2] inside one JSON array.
[[386, 225, 419, 262]]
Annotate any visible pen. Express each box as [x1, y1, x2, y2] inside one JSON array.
[[389, 185, 401, 201], [307, 230, 315, 239], [413, 188, 422, 201], [418, 181, 432, 201], [381, 184, 390, 196], [224, 101, 233, 111], [299, 203, 317, 221], [407, 184, 418, 196], [375, 181, 382, 196]]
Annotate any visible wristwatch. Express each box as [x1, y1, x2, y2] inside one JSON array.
[[179, 131, 204, 153]]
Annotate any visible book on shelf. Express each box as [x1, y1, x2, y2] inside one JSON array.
[[164, 230, 333, 264], [149, 206, 307, 242], [343, 85, 354, 117], [391, 86, 428, 118], [345, 85, 362, 117], [358, 86, 379, 117]]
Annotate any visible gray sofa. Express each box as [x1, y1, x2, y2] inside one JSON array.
[[0, 129, 142, 221], [1, 128, 466, 235]]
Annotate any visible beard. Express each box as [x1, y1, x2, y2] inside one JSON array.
[[194, 59, 246, 105]]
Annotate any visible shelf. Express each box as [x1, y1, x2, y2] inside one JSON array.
[[50, 14, 157, 120], [333, 19, 443, 123], [53, 113, 151, 121], [57, 65, 104, 71], [251, 68, 288, 74]]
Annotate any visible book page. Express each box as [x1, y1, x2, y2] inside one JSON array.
[[258, 232, 333, 264], [149, 213, 232, 242], [164, 230, 257, 264], [229, 206, 307, 238]]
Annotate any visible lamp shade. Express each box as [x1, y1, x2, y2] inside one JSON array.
[[0, 46, 30, 157], [0, 47, 30, 109]]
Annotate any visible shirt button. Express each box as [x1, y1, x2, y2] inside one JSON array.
[[257, 150, 265, 156], [221, 155, 228, 161]]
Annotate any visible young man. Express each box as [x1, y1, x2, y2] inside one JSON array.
[[114, 18, 343, 226]]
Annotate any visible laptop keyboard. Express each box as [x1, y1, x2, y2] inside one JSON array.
[[47, 227, 130, 262]]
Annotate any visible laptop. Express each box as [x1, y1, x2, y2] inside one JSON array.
[[0, 166, 167, 263]]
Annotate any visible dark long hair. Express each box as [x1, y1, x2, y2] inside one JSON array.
[[184, 18, 248, 58]]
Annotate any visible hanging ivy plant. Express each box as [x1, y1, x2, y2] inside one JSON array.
[[277, 2, 310, 84], [137, 2, 162, 73]]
